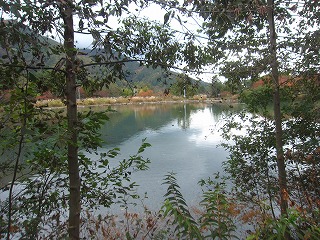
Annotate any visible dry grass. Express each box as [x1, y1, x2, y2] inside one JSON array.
[[192, 94, 208, 100], [79, 97, 130, 105], [34, 95, 190, 108], [35, 99, 65, 108]]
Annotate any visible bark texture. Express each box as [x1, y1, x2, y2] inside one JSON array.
[[62, 2, 81, 239], [267, 0, 289, 217]]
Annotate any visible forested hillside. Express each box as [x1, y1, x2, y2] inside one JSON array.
[[0, 22, 211, 98], [77, 48, 212, 97]]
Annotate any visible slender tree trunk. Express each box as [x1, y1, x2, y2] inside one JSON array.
[[267, 0, 289, 217], [62, 2, 81, 239], [6, 77, 28, 240]]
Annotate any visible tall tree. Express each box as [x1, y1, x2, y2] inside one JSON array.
[[266, 0, 288, 217], [0, 0, 206, 239], [61, 1, 80, 237], [167, 0, 319, 219], [171, 0, 289, 218]]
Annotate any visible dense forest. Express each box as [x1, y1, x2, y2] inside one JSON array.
[[0, 0, 319, 239]]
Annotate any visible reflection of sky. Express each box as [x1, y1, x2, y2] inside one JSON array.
[[87, 104, 237, 213], [188, 108, 225, 147], [116, 105, 230, 210]]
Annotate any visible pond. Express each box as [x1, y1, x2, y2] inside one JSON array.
[[85, 101, 241, 212]]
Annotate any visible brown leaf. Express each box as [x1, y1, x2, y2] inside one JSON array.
[[258, 5, 268, 16], [247, 13, 253, 24], [234, 7, 241, 17], [289, 4, 298, 12]]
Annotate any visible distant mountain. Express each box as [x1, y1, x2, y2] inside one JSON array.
[[80, 47, 211, 94], [122, 61, 211, 94], [0, 21, 211, 95], [0, 20, 61, 66]]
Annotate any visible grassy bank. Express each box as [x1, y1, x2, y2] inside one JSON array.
[[34, 95, 237, 108]]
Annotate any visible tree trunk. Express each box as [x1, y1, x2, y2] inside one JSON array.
[[62, 2, 81, 239], [267, 0, 288, 217]]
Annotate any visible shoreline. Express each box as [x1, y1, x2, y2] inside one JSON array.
[[36, 96, 239, 109]]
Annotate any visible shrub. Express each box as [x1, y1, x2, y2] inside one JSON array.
[[137, 89, 154, 97]]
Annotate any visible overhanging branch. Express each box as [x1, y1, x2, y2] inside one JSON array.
[[0, 58, 218, 77], [0, 63, 67, 74], [80, 59, 218, 75]]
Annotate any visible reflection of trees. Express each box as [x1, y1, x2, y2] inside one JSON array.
[[99, 104, 182, 145], [176, 104, 205, 129], [176, 104, 191, 129], [176, 103, 244, 130], [208, 103, 244, 123], [96, 103, 242, 145]]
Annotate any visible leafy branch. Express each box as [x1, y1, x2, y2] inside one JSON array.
[[161, 172, 201, 239]]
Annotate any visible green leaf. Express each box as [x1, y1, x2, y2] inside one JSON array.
[[79, 19, 84, 29], [164, 12, 170, 25]]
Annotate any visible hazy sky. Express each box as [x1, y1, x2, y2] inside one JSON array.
[[73, 2, 215, 82], [75, 2, 201, 48]]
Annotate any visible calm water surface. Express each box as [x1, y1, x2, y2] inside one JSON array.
[[87, 102, 239, 212]]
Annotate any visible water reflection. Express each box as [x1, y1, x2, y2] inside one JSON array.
[[89, 102, 242, 212], [95, 102, 239, 146]]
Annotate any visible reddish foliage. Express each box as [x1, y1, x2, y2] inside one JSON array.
[[252, 75, 297, 88], [252, 74, 320, 89], [93, 90, 109, 98], [0, 90, 11, 101], [137, 89, 154, 97], [36, 91, 56, 100], [220, 91, 232, 98]]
